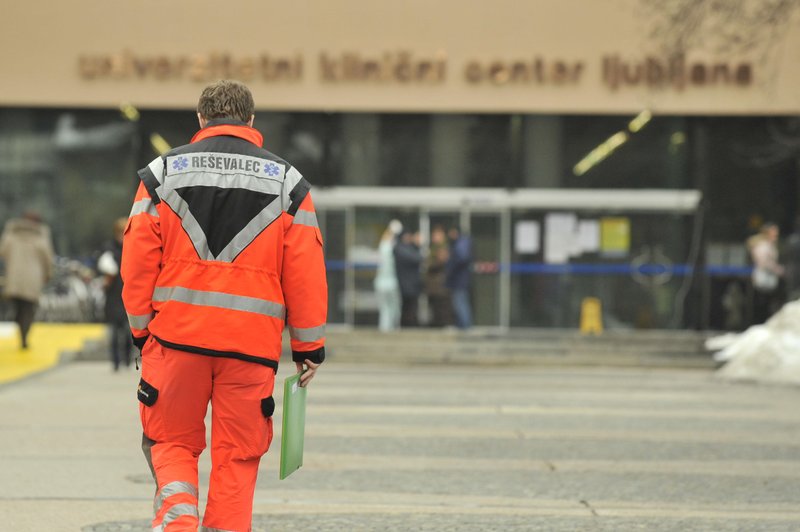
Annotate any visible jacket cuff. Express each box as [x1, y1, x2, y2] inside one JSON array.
[[132, 334, 149, 350], [292, 347, 325, 365]]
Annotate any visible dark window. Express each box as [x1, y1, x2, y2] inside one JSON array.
[[379, 114, 431, 187]]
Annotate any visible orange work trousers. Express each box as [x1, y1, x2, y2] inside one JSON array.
[[138, 337, 275, 531]]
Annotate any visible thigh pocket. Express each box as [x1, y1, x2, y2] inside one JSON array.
[[138, 376, 163, 440], [260, 396, 275, 418], [137, 378, 159, 407]]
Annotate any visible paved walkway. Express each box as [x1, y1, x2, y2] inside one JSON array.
[[1, 360, 800, 531]]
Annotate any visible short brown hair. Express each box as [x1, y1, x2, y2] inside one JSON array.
[[197, 80, 255, 123]]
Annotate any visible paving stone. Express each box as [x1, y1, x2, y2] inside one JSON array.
[[1, 361, 799, 531]]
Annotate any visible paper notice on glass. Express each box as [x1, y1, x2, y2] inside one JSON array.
[[600, 217, 631, 257], [514, 221, 540, 254], [545, 213, 577, 264], [577, 220, 600, 254]]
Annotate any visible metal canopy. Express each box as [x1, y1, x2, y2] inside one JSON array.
[[313, 187, 702, 213]]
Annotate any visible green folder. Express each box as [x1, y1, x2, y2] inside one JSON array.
[[279, 372, 307, 480]]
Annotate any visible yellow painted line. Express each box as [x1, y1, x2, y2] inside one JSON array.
[[311, 403, 800, 422], [0, 323, 106, 384], [304, 422, 800, 447], [251, 500, 800, 521], [255, 488, 800, 521], [301, 452, 800, 478], [254, 489, 800, 520], [255, 488, 585, 510], [309, 385, 777, 410], [597, 505, 800, 521], [253, 501, 592, 518]]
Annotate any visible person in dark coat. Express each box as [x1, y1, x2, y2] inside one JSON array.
[[394, 229, 423, 327], [97, 217, 132, 371], [446, 226, 473, 329], [784, 217, 800, 302], [425, 225, 451, 327]]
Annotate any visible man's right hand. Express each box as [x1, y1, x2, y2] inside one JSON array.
[[296, 359, 319, 388]]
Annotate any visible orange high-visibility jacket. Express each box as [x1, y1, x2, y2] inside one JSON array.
[[121, 120, 327, 371]]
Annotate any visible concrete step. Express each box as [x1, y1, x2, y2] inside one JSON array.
[[74, 328, 716, 369], [322, 328, 714, 369]]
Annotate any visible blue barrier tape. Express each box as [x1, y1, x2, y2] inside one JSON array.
[[325, 260, 753, 277], [506, 263, 695, 275]]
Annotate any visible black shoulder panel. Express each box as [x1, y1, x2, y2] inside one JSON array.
[[287, 177, 311, 216], [137, 165, 162, 205]]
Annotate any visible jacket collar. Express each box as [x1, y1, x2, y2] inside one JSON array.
[[191, 118, 263, 147]]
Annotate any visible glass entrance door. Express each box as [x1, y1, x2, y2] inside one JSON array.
[[318, 208, 348, 325], [469, 211, 504, 328], [322, 204, 508, 329], [423, 210, 506, 329]]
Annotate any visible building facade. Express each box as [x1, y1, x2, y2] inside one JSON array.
[[1, 0, 799, 329]]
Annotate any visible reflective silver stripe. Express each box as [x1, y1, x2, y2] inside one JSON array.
[[167, 171, 283, 194], [282, 167, 304, 211], [166, 152, 285, 180], [160, 187, 212, 259], [148, 156, 166, 186], [159, 181, 282, 262], [200, 528, 237, 532], [289, 324, 326, 342], [293, 209, 318, 228], [153, 286, 286, 320], [215, 200, 283, 262], [127, 312, 153, 330], [153, 503, 199, 531], [154, 481, 198, 515], [129, 198, 159, 218]]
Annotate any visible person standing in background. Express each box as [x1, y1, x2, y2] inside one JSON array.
[[747, 222, 784, 324], [97, 217, 132, 371], [446, 226, 473, 330], [425, 225, 451, 327], [394, 229, 423, 327], [374, 220, 402, 332], [783, 217, 800, 302], [0, 210, 54, 349]]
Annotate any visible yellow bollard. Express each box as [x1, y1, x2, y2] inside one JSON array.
[[580, 297, 604, 335]]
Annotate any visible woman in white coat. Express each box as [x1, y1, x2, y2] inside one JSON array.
[[374, 220, 402, 332]]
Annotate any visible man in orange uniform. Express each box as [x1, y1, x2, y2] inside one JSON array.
[[121, 80, 327, 531]]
